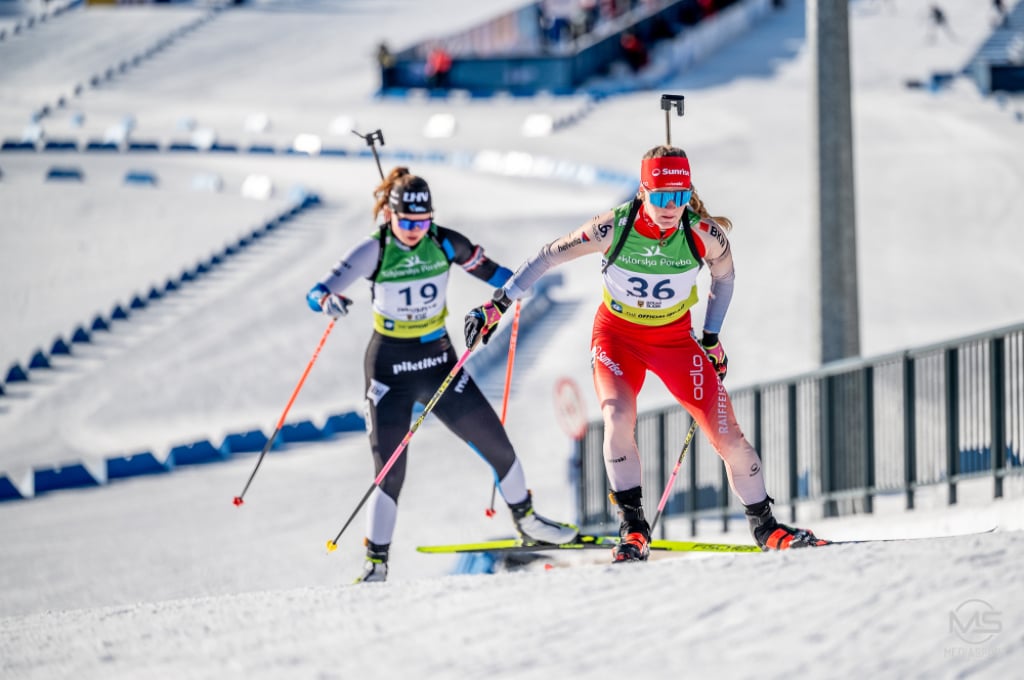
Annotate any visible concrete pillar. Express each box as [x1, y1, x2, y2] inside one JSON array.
[[809, 0, 860, 363]]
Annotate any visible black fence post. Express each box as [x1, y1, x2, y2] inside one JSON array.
[[990, 336, 1006, 499], [863, 365, 875, 513], [822, 376, 838, 518], [945, 347, 959, 506], [575, 434, 586, 527], [688, 426, 698, 537], [787, 383, 799, 523], [903, 354, 917, 510]]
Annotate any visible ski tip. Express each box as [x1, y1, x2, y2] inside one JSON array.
[[232, 496, 244, 507]]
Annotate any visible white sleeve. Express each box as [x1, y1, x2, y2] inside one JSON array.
[[319, 236, 380, 293]]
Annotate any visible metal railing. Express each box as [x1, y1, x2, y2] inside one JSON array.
[[576, 322, 1024, 535]]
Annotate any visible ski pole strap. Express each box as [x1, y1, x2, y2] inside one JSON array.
[[602, 195, 642, 274]]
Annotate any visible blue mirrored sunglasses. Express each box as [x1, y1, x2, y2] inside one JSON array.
[[396, 217, 432, 231], [646, 189, 692, 208]]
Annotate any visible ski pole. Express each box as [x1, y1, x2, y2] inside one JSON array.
[[485, 299, 522, 517], [649, 417, 698, 533], [326, 342, 477, 551], [233, 319, 337, 506], [650, 368, 726, 533]]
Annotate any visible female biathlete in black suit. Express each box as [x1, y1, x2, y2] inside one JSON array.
[[307, 168, 577, 583]]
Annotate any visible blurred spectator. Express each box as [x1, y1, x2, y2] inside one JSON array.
[[540, 0, 577, 48], [377, 41, 397, 90], [926, 4, 957, 43], [993, 0, 1009, 28], [650, 15, 676, 42], [579, 0, 599, 34], [600, 0, 628, 22], [620, 30, 648, 73], [425, 45, 453, 89], [677, 0, 704, 26]]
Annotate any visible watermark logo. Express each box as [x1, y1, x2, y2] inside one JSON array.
[[949, 599, 1002, 645]]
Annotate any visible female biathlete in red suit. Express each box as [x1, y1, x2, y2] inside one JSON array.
[[465, 146, 828, 561]]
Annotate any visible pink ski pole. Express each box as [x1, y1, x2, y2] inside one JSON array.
[[650, 418, 699, 533]]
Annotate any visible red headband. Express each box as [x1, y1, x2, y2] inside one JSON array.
[[640, 156, 692, 190]]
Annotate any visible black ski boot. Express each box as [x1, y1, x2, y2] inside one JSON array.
[[610, 486, 650, 562], [509, 491, 579, 545], [353, 540, 389, 584], [745, 497, 828, 550]]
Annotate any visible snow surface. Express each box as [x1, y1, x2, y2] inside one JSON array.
[[2, 0, 1023, 678]]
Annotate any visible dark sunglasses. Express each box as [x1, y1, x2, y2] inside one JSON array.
[[396, 217, 432, 231], [646, 189, 692, 208]]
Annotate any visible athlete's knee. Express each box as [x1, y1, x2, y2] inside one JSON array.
[[601, 398, 636, 427], [713, 434, 759, 468]]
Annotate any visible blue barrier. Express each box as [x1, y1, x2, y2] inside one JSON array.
[[71, 326, 90, 343], [323, 412, 365, 436], [111, 304, 129, 320], [6, 364, 28, 382], [107, 452, 171, 479], [91, 315, 109, 331], [169, 440, 226, 466], [1, 140, 36, 151], [51, 337, 72, 355], [28, 350, 50, 369], [0, 476, 26, 501], [85, 140, 118, 151], [35, 463, 101, 493], [43, 139, 78, 151], [279, 420, 324, 444], [127, 141, 160, 151], [220, 430, 269, 455]]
